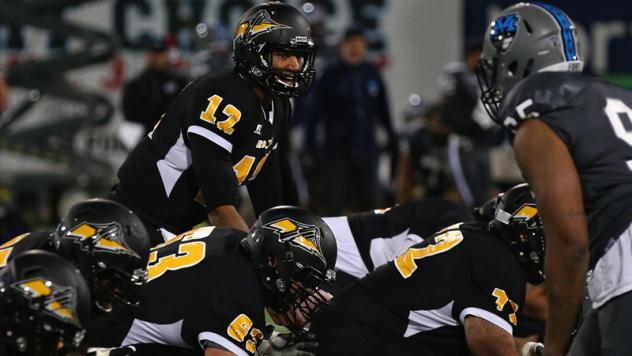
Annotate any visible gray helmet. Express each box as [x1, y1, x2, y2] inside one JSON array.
[[477, 2, 583, 122]]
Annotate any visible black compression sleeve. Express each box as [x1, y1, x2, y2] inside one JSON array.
[[189, 133, 239, 211], [247, 149, 283, 216]]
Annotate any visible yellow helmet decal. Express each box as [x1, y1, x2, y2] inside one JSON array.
[[66, 222, 138, 257], [14, 278, 79, 326], [514, 205, 538, 220], [234, 10, 291, 42], [264, 218, 324, 263], [69, 224, 97, 240]]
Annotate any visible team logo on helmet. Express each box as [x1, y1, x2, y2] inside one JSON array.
[[65, 222, 139, 258], [263, 218, 325, 263], [12, 278, 80, 327], [489, 13, 519, 51], [496, 203, 539, 227], [234, 9, 292, 44]]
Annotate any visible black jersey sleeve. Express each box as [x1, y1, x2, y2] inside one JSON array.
[[246, 148, 283, 216], [188, 270, 266, 355], [189, 133, 239, 210], [346, 198, 470, 265], [452, 237, 525, 335], [499, 73, 579, 147]]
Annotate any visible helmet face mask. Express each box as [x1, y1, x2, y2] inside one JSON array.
[[233, 2, 317, 97], [491, 184, 546, 284], [91, 264, 146, 318], [242, 206, 337, 332], [477, 2, 583, 123], [53, 199, 150, 321], [266, 47, 316, 96]]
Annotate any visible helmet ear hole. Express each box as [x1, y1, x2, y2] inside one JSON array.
[[523, 58, 534, 78], [523, 20, 533, 34], [507, 61, 519, 77]]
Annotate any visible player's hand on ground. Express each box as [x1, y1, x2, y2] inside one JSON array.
[[259, 332, 318, 356]]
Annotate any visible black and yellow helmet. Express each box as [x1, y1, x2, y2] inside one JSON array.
[[242, 206, 336, 331], [233, 2, 316, 97], [490, 183, 545, 284], [0, 250, 91, 355], [53, 199, 150, 321]]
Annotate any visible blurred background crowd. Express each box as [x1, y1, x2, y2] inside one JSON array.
[[0, 0, 629, 242]]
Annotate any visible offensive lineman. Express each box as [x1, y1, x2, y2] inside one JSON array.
[[323, 196, 471, 290], [93, 206, 336, 356], [312, 184, 545, 355]]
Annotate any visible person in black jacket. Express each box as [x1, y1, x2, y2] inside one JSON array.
[[121, 37, 189, 135], [303, 25, 397, 215]]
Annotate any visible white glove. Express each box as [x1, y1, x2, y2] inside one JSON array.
[[86, 346, 136, 356], [521, 342, 544, 356], [258, 332, 318, 356]]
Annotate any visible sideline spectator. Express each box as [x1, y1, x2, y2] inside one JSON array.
[[121, 37, 189, 134], [303, 25, 397, 215]]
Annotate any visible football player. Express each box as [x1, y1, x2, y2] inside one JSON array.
[[53, 199, 151, 345], [477, 2, 632, 355], [323, 196, 471, 291], [108, 2, 318, 244], [0, 199, 151, 346], [93, 206, 336, 356], [311, 184, 545, 355], [0, 250, 91, 355]]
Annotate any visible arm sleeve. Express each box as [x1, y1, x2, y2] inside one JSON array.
[[193, 262, 267, 355], [189, 133, 239, 211], [186, 81, 249, 156], [247, 149, 283, 216], [452, 241, 525, 335]]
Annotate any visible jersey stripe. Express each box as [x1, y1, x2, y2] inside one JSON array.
[[459, 307, 512, 335], [198, 331, 248, 356], [323, 216, 370, 278], [188, 125, 233, 153], [156, 133, 192, 197], [122, 319, 189, 348], [404, 301, 458, 337]]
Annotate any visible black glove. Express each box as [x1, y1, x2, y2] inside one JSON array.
[[258, 332, 318, 356]]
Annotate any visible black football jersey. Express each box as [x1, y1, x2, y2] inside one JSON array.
[[314, 222, 525, 355], [0, 231, 54, 269], [113, 70, 290, 236], [326, 198, 471, 274], [119, 226, 266, 355], [500, 72, 632, 267]]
